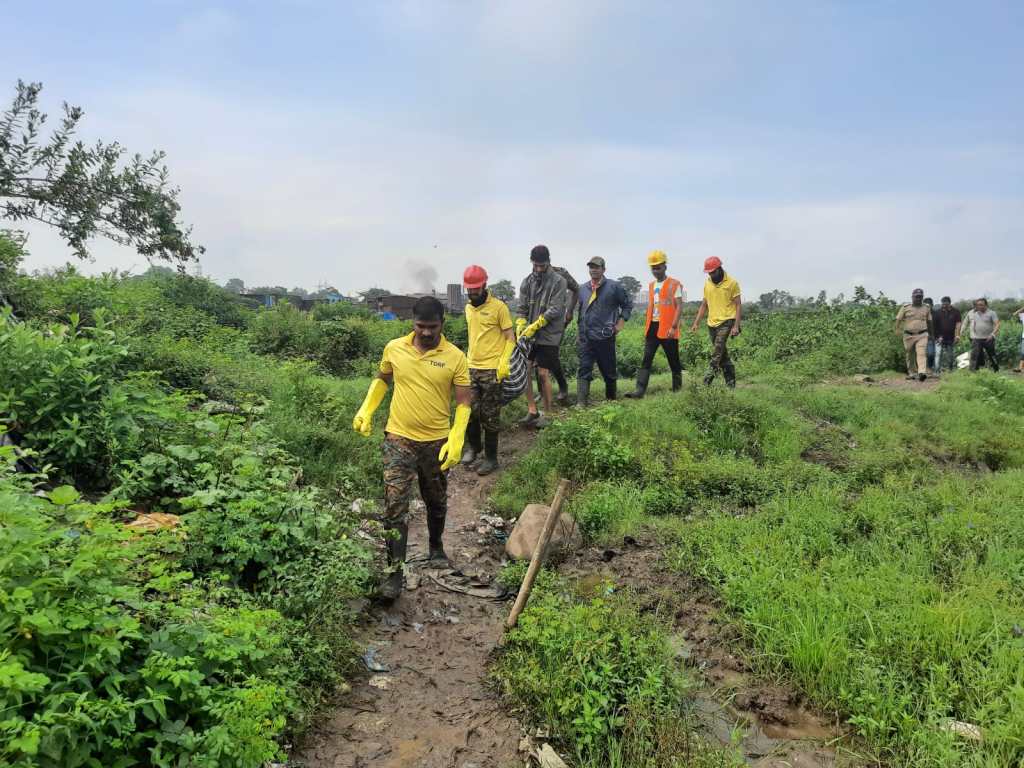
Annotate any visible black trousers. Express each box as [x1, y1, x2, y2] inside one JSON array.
[[579, 336, 617, 383], [640, 322, 682, 374], [970, 338, 998, 371]]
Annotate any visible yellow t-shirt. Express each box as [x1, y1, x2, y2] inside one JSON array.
[[703, 273, 741, 327], [465, 294, 513, 369], [380, 333, 470, 442]]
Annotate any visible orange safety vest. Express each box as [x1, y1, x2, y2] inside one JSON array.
[[644, 277, 682, 339]]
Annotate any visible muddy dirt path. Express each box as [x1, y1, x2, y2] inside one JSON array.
[[294, 429, 537, 768], [295, 421, 859, 768]]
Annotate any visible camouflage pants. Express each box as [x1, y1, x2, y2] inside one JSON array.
[[706, 320, 736, 380], [469, 368, 503, 435], [382, 433, 447, 526]]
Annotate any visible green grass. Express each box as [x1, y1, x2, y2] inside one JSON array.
[[494, 573, 740, 768], [494, 369, 1024, 766]]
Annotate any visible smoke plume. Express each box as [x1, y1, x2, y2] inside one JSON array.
[[405, 259, 439, 293]]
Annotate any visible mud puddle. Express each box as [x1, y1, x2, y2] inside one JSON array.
[[293, 429, 537, 768]]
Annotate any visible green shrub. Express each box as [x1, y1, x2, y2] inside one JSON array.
[[318, 319, 370, 375], [0, 229, 25, 302], [543, 414, 637, 483], [143, 271, 248, 329], [262, 366, 385, 499], [0, 450, 294, 768], [496, 562, 561, 594], [568, 480, 644, 540], [248, 303, 320, 359], [310, 301, 371, 321], [491, 581, 700, 768], [0, 310, 151, 486]]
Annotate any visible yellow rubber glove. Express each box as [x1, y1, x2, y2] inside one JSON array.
[[515, 318, 527, 339], [438, 403, 471, 470], [496, 338, 515, 381], [352, 378, 388, 436], [521, 315, 548, 339]]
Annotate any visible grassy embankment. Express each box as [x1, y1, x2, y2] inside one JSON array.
[[493, 371, 1024, 767]]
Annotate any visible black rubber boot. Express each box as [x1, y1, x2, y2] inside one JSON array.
[[576, 378, 590, 408], [605, 379, 617, 401], [477, 431, 499, 476], [426, 513, 449, 567], [672, 371, 682, 391], [462, 418, 481, 465], [624, 368, 650, 399], [724, 364, 736, 389], [379, 522, 408, 601]]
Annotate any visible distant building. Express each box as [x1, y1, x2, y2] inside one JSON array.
[[447, 283, 465, 312], [374, 294, 420, 320], [242, 288, 346, 312], [241, 289, 287, 309], [312, 287, 343, 304]]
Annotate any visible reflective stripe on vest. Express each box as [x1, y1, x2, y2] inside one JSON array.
[[644, 277, 681, 339]]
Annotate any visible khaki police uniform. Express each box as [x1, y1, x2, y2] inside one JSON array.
[[895, 303, 932, 375]]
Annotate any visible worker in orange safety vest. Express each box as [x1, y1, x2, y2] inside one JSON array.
[[625, 250, 684, 398]]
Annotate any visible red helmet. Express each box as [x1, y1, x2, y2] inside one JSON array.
[[703, 256, 722, 273], [463, 264, 488, 289]]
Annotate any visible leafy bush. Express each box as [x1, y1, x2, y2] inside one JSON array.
[[543, 413, 637, 483], [318, 319, 370, 375], [249, 304, 378, 376], [1, 310, 136, 485], [6, 265, 130, 324], [248, 303, 320, 358], [310, 301, 371, 321], [0, 229, 25, 301], [0, 448, 295, 768], [495, 579, 729, 767], [141, 271, 248, 329], [568, 480, 643, 540]]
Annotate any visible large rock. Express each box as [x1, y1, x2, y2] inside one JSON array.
[[505, 503, 582, 560]]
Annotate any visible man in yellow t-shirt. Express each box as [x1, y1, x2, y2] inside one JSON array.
[[690, 256, 742, 388], [461, 265, 515, 476], [352, 296, 472, 601]]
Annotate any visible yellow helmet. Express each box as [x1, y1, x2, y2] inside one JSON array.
[[647, 249, 667, 266]]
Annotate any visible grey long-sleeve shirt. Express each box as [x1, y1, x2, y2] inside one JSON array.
[[518, 269, 567, 346]]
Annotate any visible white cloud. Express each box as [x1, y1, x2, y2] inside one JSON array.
[[15, 83, 1024, 303]]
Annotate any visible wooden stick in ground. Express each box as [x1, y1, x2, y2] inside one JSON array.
[[505, 478, 571, 630]]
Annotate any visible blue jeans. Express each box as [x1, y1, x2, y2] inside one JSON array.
[[926, 338, 936, 371], [935, 340, 957, 372], [578, 336, 617, 383]]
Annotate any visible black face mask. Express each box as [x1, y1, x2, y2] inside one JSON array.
[[469, 289, 488, 307], [710, 268, 725, 284]]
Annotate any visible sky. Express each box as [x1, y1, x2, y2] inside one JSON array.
[[3, 0, 1023, 300]]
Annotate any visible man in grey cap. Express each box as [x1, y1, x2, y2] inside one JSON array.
[[894, 288, 935, 382], [575, 257, 632, 406]]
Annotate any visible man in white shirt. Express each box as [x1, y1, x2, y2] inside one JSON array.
[[963, 298, 1000, 372]]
